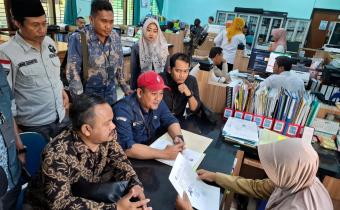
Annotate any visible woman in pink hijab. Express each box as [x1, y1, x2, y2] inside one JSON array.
[[269, 28, 287, 53], [176, 138, 333, 210]]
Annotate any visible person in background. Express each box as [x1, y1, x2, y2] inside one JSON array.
[[160, 53, 201, 118], [165, 21, 175, 33], [260, 56, 305, 94], [242, 24, 248, 35], [113, 71, 184, 160], [208, 16, 214, 24], [25, 94, 151, 210], [130, 17, 170, 90], [189, 18, 204, 56], [269, 28, 287, 53], [208, 47, 230, 83], [203, 16, 214, 32], [176, 138, 333, 210], [0, 0, 69, 141], [67, 0, 131, 106], [214, 17, 246, 71], [190, 47, 231, 84], [0, 64, 25, 210], [75, 16, 86, 30]]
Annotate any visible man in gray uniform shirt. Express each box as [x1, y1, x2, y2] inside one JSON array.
[[0, 0, 69, 141]]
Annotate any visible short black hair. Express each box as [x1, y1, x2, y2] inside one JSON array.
[[69, 94, 107, 131], [167, 21, 174, 29], [194, 18, 201, 26], [208, 16, 214, 22], [209, 47, 223, 58], [76, 16, 85, 20], [90, 0, 113, 17], [275, 56, 292, 71], [170, 53, 190, 68]]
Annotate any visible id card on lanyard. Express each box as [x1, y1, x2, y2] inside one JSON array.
[[137, 108, 152, 143]]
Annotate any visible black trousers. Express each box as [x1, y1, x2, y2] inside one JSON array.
[[227, 63, 234, 72], [18, 116, 71, 142]]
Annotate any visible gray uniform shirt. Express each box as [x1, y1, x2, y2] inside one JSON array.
[[0, 33, 65, 126], [260, 71, 305, 94]]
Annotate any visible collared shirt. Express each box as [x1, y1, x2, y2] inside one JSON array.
[[261, 71, 305, 94], [214, 30, 246, 64], [67, 24, 128, 105], [160, 72, 201, 117], [112, 93, 178, 150], [0, 66, 21, 191], [0, 32, 65, 126], [25, 128, 141, 210]]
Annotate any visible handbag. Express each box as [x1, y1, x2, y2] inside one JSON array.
[[71, 180, 129, 203]]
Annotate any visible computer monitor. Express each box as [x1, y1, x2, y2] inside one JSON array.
[[265, 52, 291, 73], [247, 48, 271, 72], [322, 64, 340, 87]]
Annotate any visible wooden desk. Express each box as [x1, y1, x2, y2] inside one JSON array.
[[163, 31, 184, 55], [196, 69, 227, 113], [56, 42, 68, 63], [131, 115, 237, 210], [234, 50, 249, 72], [317, 103, 340, 119], [0, 34, 10, 44]]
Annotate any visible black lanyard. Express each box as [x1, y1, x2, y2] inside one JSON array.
[[137, 106, 152, 142]]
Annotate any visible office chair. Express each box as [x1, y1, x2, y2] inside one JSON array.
[[16, 132, 47, 210]]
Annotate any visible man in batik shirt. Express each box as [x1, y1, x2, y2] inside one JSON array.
[[66, 0, 131, 105], [25, 94, 151, 210]]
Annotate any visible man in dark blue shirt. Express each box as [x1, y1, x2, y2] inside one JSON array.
[[113, 71, 184, 160]]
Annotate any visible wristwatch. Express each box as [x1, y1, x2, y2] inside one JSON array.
[[186, 91, 193, 99], [17, 146, 27, 154]]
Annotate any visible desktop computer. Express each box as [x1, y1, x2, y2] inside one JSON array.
[[247, 48, 271, 72]]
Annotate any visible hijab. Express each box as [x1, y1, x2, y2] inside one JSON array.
[[270, 28, 287, 52], [139, 18, 169, 73], [258, 138, 333, 210], [226, 17, 245, 43]]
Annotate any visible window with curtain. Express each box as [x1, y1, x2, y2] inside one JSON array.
[[112, 0, 134, 25], [151, 0, 159, 16], [0, 0, 7, 28], [40, 0, 64, 24], [41, 0, 52, 24]]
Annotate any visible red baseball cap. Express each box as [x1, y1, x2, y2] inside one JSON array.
[[137, 71, 170, 91]]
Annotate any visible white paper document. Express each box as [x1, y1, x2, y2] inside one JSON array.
[[150, 139, 205, 169], [222, 117, 259, 143], [169, 153, 220, 210]]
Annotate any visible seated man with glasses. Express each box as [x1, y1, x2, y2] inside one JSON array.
[[160, 53, 201, 118]]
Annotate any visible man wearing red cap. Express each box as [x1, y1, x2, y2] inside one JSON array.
[[112, 71, 185, 160]]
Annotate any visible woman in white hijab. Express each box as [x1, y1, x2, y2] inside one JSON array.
[[130, 18, 169, 90], [176, 138, 333, 210]]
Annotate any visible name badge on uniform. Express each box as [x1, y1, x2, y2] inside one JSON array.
[[132, 121, 143, 126], [0, 112, 15, 146], [18, 59, 38, 68]]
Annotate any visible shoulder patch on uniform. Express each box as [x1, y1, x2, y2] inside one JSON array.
[[116, 117, 127, 122]]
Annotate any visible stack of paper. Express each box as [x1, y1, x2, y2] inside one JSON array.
[[222, 117, 259, 147], [150, 130, 213, 170], [169, 153, 220, 210]]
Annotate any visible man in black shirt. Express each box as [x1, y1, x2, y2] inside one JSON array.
[[160, 53, 201, 118]]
